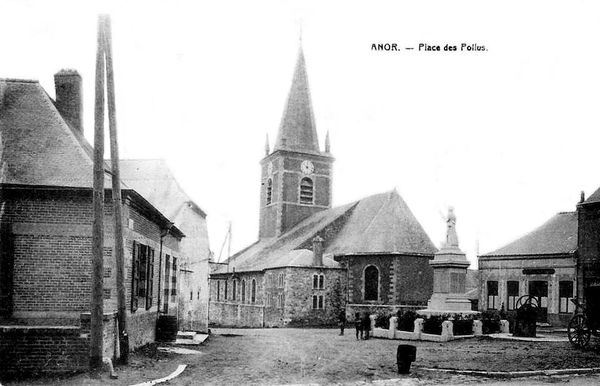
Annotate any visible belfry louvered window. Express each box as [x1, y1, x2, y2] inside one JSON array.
[[266, 178, 273, 205], [299, 178, 313, 204]]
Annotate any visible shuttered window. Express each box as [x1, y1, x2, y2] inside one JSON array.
[[299, 178, 313, 204]]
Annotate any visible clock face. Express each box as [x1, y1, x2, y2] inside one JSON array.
[[300, 160, 314, 175], [267, 162, 273, 175]]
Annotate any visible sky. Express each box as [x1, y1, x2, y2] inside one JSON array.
[[2, 0, 600, 267]]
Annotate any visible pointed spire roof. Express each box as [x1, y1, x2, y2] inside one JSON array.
[[274, 46, 321, 155]]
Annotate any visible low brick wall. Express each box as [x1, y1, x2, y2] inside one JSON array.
[[0, 325, 88, 378], [210, 301, 265, 327]]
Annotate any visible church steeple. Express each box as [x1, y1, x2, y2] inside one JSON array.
[[259, 43, 333, 239], [274, 46, 320, 155]]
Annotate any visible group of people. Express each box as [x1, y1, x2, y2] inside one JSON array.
[[338, 311, 372, 340]]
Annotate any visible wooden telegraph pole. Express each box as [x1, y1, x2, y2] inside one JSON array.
[[90, 15, 106, 372], [90, 14, 129, 371], [103, 15, 129, 364]]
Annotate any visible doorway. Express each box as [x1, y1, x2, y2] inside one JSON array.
[[528, 281, 548, 323]]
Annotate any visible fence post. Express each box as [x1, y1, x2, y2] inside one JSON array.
[[473, 320, 483, 336], [500, 320, 510, 333], [389, 316, 398, 339], [413, 318, 423, 340], [441, 320, 453, 342]]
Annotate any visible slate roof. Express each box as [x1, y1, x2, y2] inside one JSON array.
[[118, 159, 206, 220], [0, 78, 183, 237], [273, 46, 321, 155], [481, 212, 577, 257], [583, 188, 600, 205], [0, 79, 101, 187], [213, 190, 437, 274]]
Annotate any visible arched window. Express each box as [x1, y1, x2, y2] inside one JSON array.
[[251, 279, 257, 303], [299, 178, 313, 204], [364, 265, 379, 301], [241, 280, 246, 303], [266, 178, 273, 205], [232, 280, 237, 301]]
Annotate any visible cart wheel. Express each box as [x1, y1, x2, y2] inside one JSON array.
[[568, 314, 591, 349]]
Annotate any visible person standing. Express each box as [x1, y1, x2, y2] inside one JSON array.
[[354, 312, 363, 340], [362, 312, 371, 340], [339, 310, 346, 335]]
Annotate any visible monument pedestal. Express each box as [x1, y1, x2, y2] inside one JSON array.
[[418, 226, 477, 316]]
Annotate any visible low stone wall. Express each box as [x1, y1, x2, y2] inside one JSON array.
[[367, 315, 510, 342], [0, 325, 88, 378], [209, 301, 265, 327]]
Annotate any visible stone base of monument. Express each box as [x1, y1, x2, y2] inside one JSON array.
[[418, 293, 479, 317]]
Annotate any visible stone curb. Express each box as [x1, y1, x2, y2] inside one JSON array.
[[129, 364, 187, 386], [419, 366, 600, 379]]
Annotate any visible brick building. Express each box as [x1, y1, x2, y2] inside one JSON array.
[[0, 72, 207, 374], [119, 159, 210, 333], [478, 211, 578, 326], [576, 190, 600, 327], [209, 47, 436, 327]]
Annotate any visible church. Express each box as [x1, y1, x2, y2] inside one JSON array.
[[209, 46, 437, 327]]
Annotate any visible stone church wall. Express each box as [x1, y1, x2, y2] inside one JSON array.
[[347, 254, 433, 306], [283, 267, 346, 326]]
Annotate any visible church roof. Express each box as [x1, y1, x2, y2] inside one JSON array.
[[213, 190, 437, 274], [273, 46, 321, 155], [481, 211, 577, 257]]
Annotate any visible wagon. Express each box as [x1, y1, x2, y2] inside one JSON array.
[[567, 298, 599, 348]]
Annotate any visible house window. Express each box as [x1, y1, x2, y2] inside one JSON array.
[[487, 281, 499, 310], [232, 280, 237, 301], [131, 241, 155, 312], [163, 254, 171, 312], [225, 280, 228, 300], [507, 281, 519, 311], [190, 291, 193, 301], [266, 178, 273, 205], [171, 257, 177, 299], [278, 273, 284, 287], [313, 274, 324, 289], [312, 295, 324, 309], [251, 279, 256, 303], [299, 178, 314, 204], [217, 281, 220, 301], [197, 290, 200, 300], [559, 281, 575, 314], [364, 265, 379, 301], [242, 280, 246, 303]]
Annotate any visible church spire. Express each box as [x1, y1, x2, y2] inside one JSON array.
[[274, 45, 320, 154]]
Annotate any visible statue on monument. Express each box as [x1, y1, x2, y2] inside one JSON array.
[[445, 207, 459, 249]]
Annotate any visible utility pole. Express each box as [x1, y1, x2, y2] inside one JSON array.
[[90, 15, 106, 372], [103, 15, 129, 364]]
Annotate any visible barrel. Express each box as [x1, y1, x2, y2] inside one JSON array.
[[156, 315, 178, 342], [396, 344, 416, 374]]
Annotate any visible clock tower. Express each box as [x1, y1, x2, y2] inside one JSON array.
[[259, 46, 334, 239]]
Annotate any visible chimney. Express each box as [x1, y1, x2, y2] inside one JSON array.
[[54, 69, 83, 133], [312, 235, 324, 266], [580, 191, 586, 203]]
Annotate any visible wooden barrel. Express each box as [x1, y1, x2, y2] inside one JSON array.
[[156, 315, 178, 341]]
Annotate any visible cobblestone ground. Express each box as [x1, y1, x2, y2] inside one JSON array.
[[6, 328, 600, 385]]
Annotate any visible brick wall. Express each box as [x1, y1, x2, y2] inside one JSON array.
[[0, 326, 88, 378], [0, 188, 183, 350]]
